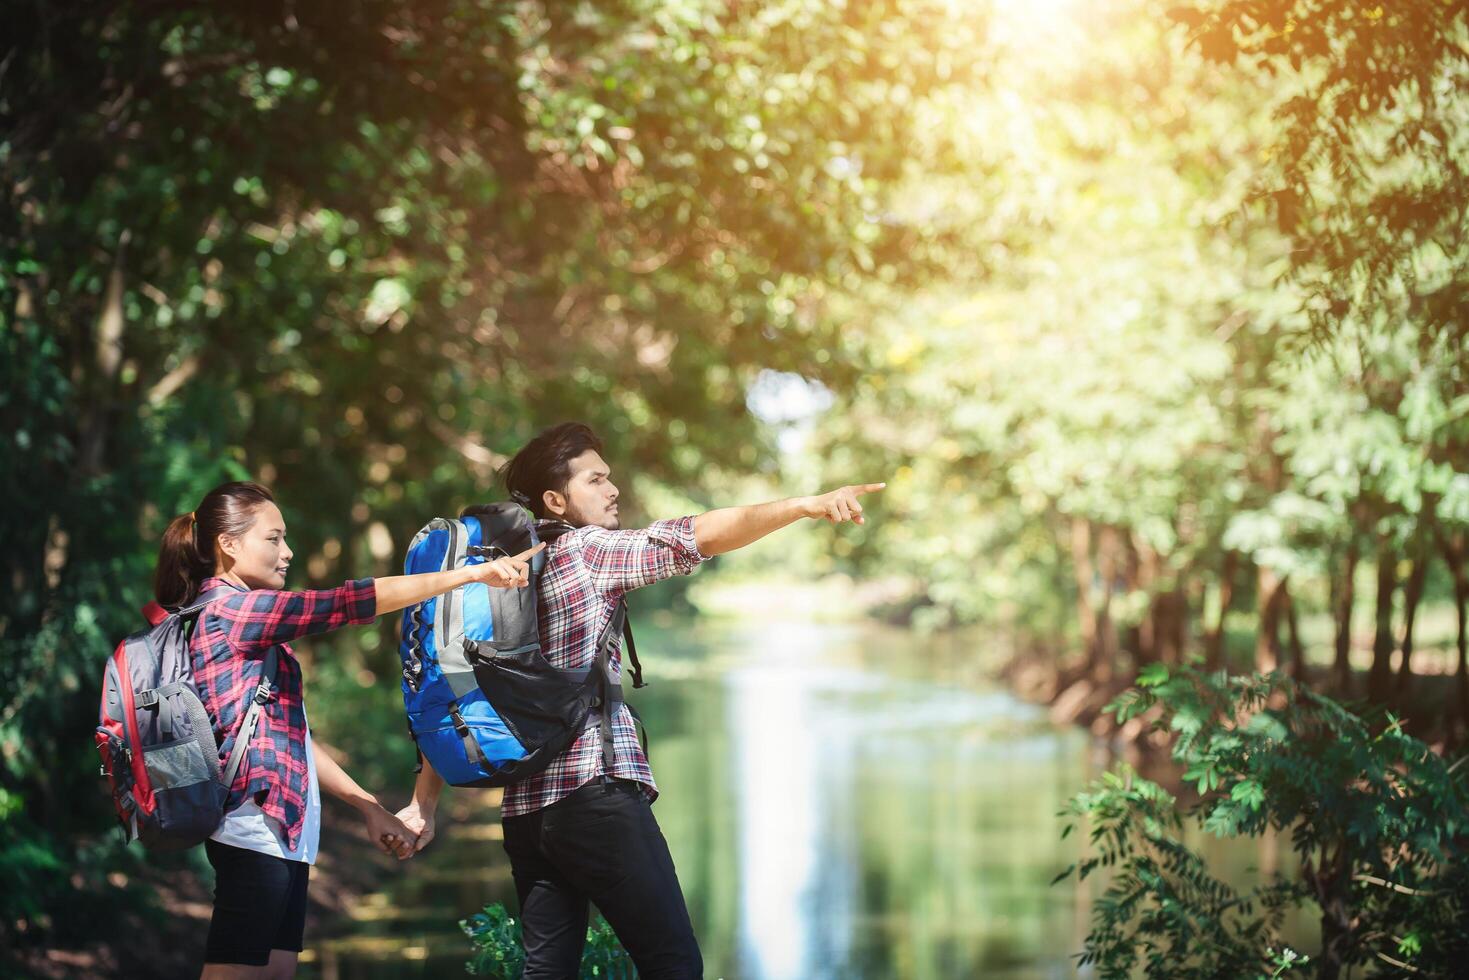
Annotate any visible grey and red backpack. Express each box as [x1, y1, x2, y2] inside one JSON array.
[[96, 587, 276, 850]]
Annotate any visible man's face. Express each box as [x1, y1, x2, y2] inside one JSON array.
[[546, 450, 620, 529]]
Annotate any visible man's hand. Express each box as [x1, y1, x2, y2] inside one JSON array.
[[804, 483, 886, 525], [363, 803, 416, 861], [469, 542, 545, 589], [396, 800, 437, 855]]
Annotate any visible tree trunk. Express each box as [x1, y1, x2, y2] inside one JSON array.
[[1070, 517, 1105, 679], [1454, 570, 1469, 746], [78, 230, 130, 479], [1255, 565, 1287, 674], [1283, 580, 1306, 683], [1367, 542, 1397, 704], [1394, 544, 1431, 703], [1311, 848, 1353, 980], [1095, 525, 1121, 680], [1136, 539, 1186, 666], [1155, 586, 1188, 666], [1206, 550, 1237, 672], [1456, 574, 1469, 743], [1137, 541, 1158, 663], [1331, 539, 1358, 696], [1317, 888, 1350, 980], [1121, 534, 1144, 666], [1441, 533, 1469, 742]]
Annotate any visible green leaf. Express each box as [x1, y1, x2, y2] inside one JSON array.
[[1137, 663, 1170, 688]]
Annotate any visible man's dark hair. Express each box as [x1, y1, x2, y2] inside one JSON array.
[[500, 422, 605, 518]]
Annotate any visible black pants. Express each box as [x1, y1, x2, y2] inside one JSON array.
[[502, 778, 702, 979], [203, 838, 309, 965]]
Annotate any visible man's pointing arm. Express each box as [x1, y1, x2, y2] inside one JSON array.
[[692, 483, 887, 557]]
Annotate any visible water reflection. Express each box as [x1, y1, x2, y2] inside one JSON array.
[[613, 619, 1090, 980], [304, 618, 1295, 979]]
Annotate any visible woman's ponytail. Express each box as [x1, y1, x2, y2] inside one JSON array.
[[154, 512, 210, 608], [153, 482, 275, 608]]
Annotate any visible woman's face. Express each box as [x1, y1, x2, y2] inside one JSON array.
[[216, 502, 293, 589]]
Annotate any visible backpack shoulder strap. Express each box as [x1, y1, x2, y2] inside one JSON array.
[[173, 585, 239, 646], [589, 596, 644, 688], [536, 519, 577, 543], [177, 585, 238, 619], [592, 601, 624, 769], [589, 597, 648, 768], [220, 646, 280, 791], [621, 606, 645, 690]]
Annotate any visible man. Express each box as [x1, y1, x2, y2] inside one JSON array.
[[396, 421, 882, 978]]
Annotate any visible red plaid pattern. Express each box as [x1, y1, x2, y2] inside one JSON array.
[[501, 517, 708, 818], [191, 576, 377, 848]]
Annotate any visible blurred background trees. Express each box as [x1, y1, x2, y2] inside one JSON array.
[[3, 0, 1466, 972], [1, 0, 982, 957], [809, 0, 1468, 736]]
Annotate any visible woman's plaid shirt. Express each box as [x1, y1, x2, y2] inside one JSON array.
[[190, 576, 377, 848], [500, 517, 708, 818]]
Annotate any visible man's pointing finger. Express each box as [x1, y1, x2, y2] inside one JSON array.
[[855, 483, 888, 495]]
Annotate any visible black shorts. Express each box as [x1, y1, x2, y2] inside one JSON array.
[[204, 838, 310, 965]]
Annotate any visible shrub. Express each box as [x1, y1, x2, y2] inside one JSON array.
[[461, 902, 634, 978], [1057, 665, 1469, 979]]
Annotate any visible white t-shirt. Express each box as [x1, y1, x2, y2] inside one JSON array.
[[210, 712, 322, 865]]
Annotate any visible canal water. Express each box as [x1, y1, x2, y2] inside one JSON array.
[[300, 616, 1290, 979]]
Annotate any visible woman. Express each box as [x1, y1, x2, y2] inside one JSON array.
[[154, 480, 539, 979]]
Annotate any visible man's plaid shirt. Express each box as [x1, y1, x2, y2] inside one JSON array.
[[191, 576, 377, 848], [500, 517, 709, 818]]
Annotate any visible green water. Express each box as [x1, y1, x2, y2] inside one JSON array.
[[302, 618, 1295, 979]]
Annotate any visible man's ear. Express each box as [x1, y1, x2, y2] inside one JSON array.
[[543, 490, 567, 517]]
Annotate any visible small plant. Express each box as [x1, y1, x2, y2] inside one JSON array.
[[461, 902, 635, 978], [1057, 665, 1469, 979]]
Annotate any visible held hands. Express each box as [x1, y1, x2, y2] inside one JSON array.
[[363, 802, 417, 861], [468, 542, 546, 589], [395, 800, 436, 855], [804, 483, 887, 525]]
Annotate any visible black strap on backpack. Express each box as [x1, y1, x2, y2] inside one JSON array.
[[533, 518, 649, 692], [523, 518, 651, 769], [587, 599, 630, 769], [621, 615, 644, 690]]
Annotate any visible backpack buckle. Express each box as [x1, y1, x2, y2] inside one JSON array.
[[253, 682, 274, 705], [135, 689, 159, 709]]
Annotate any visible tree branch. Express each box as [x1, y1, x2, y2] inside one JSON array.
[[1353, 874, 1438, 897], [1374, 950, 1422, 974]]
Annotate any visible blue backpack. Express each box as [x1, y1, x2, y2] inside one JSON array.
[[398, 503, 644, 787]]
